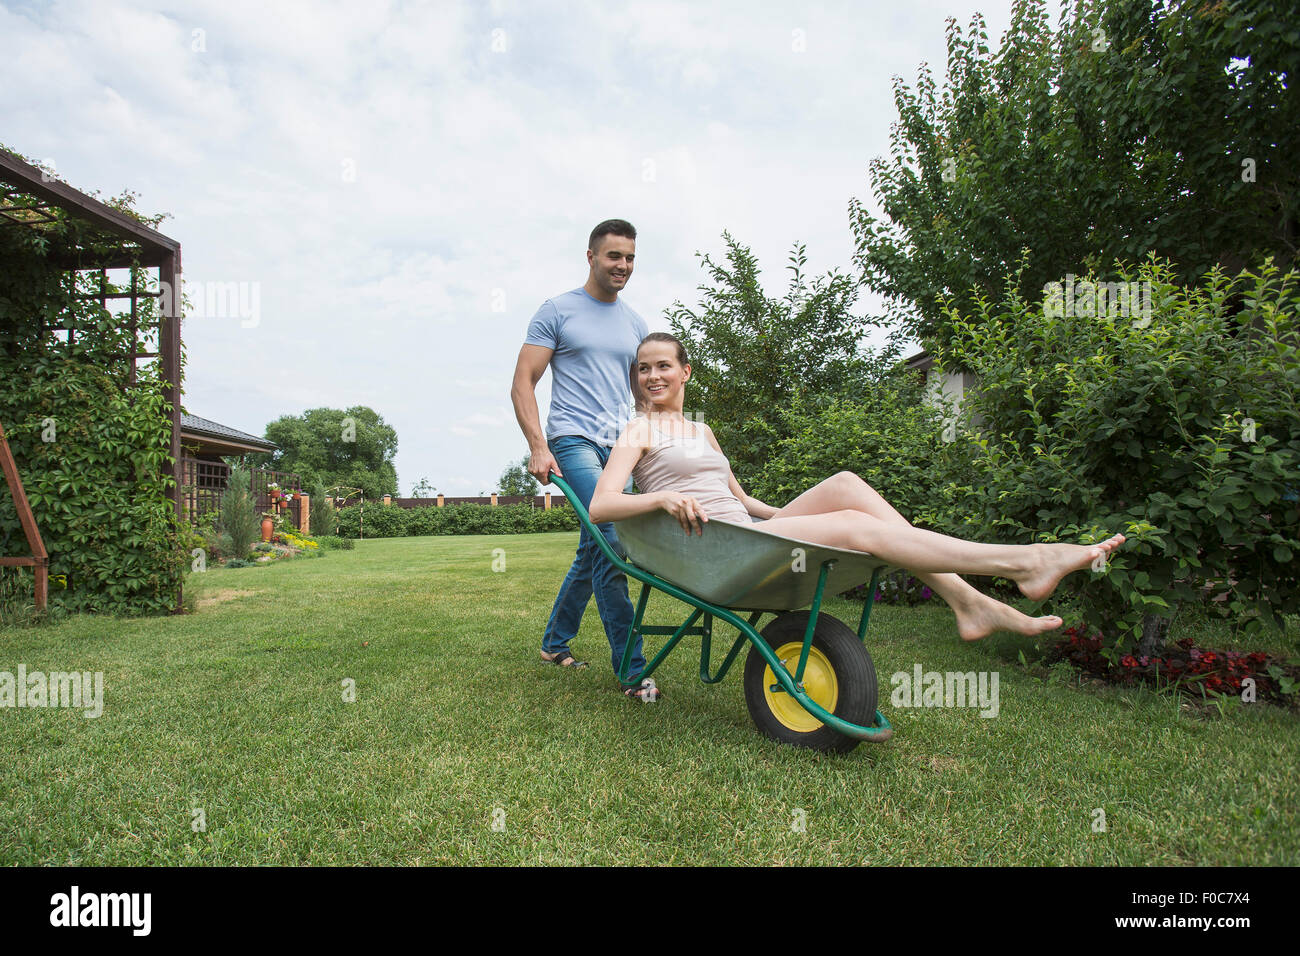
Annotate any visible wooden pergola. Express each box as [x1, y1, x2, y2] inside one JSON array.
[[0, 151, 184, 612]]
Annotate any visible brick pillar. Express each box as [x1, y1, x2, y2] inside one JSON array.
[[383, 495, 391, 506], [544, 492, 551, 510], [437, 494, 444, 507], [490, 493, 498, 506], [299, 494, 310, 533]]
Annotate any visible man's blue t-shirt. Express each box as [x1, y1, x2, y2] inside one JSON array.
[[524, 288, 649, 447]]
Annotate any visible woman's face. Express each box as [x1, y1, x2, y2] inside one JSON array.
[[636, 341, 690, 411]]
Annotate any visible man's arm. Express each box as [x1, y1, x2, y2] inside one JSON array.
[[511, 344, 561, 482]]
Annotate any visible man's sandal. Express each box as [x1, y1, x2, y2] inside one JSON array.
[[541, 649, 588, 669], [621, 677, 662, 702]]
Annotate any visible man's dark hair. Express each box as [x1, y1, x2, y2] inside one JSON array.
[[588, 219, 637, 251]]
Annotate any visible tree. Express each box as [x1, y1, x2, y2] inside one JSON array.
[[667, 234, 879, 486], [307, 478, 337, 536], [247, 406, 399, 502], [850, 0, 1300, 344], [218, 466, 261, 560], [498, 455, 539, 496], [409, 477, 436, 498]]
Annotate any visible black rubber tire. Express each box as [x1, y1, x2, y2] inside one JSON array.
[[743, 611, 878, 754]]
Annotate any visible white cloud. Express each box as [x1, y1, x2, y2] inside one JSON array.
[[2, 0, 1016, 494]]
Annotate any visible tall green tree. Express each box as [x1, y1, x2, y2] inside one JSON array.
[[218, 466, 261, 560], [409, 477, 436, 498], [667, 234, 879, 486], [248, 406, 398, 502], [498, 455, 539, 496], [851, 0, 1300, 343]]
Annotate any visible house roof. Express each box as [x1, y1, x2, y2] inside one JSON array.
[[903, 348, 933, 369], [181, 414, 276, 455]]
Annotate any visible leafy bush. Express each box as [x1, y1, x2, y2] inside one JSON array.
[[930, 258, 1300, 655], [308, 480, 337, 537], [337, 502, 578, 538], [224, 558, 252, 569], [0, 354, 185, 614], [752, 360, 966, 529], [218, 467, 261, 561]]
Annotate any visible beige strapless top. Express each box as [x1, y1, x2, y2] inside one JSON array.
[[630, 417, 752, 524]]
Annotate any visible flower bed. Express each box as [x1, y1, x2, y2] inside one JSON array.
[[1047, 624, 1300, 709]]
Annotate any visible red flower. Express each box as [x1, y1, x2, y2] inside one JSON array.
[[1120, 655, 1138, 668]]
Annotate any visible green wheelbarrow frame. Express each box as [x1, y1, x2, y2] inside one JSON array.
[[548, 473, 893, 744]]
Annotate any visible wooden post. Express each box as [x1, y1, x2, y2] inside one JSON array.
[[160, 250, 183, 613], [0, 421, 50, 612], [299, 494, 310, 533]]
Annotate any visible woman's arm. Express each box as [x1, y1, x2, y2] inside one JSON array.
[[699, 422, 780, 519], [588, 421, 659, 523], [588, 418, 712, 534]]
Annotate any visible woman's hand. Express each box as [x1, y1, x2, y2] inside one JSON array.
[[658, 491, 709, 536]]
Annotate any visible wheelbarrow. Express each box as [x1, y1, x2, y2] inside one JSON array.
[[548, 473, 893, 753]]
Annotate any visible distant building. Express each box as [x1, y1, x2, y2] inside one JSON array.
[[903, 350, 980, 441]]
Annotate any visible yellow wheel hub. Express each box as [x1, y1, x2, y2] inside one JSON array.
[[763, 641, 839, 733]]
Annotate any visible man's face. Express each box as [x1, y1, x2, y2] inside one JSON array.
[[587, 234, 635, 297]]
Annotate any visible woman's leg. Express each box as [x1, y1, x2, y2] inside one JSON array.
[[771, 472, 977, 612], [767, 472, 1060, 639], [752, 502, 1124, 632]]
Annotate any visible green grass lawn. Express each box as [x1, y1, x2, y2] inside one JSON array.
[[2, 532, 1297, 865]]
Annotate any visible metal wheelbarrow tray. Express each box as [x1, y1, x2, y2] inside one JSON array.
[[549, 474, 893, 753]]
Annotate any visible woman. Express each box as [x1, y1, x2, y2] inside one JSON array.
[[589, 333, 1125, 645]]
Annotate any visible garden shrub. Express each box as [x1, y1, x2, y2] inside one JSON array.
[[752, 361, 970, 531], [308, 479, 336, 537], [0, 349, 185, 614], [218, 467, 261, 561], [930, 257, 1300, 655], [336, 502, 578, 538], [339, 502, 409, 538]]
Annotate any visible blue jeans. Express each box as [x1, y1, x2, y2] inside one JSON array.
[[542, 435, 646, 678]]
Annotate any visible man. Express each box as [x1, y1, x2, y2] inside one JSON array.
[[510, 219, 656, 699]]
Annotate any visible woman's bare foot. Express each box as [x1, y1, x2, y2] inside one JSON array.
[[1015, 534, 1126, 602], [954, 592, 1064, 641]]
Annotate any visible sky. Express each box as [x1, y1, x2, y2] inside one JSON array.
[[2, 0, 1018, 495]]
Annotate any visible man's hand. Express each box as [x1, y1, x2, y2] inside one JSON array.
[[658, 491, 708, 536], [529, 446, 561, 484]]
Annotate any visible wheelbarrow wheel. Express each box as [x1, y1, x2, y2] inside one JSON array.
[[743, 611, 878, 754]]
